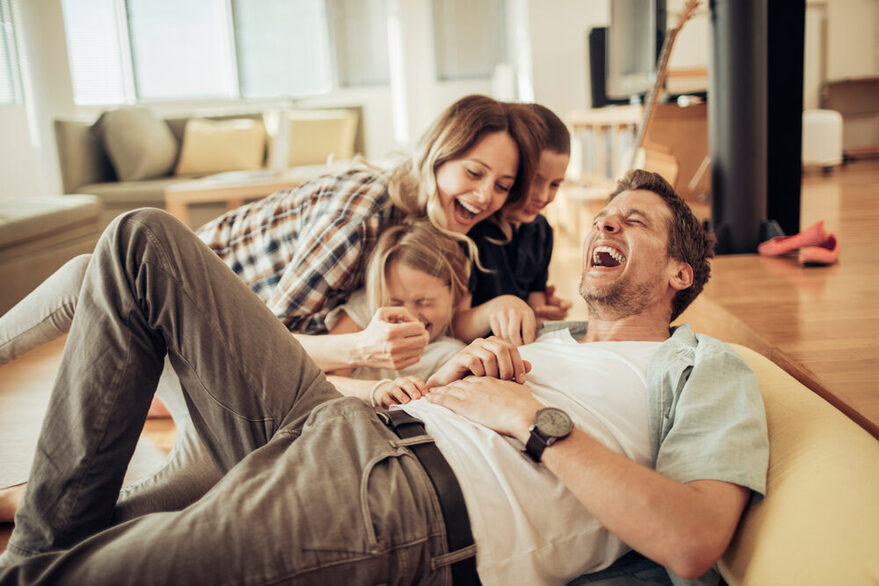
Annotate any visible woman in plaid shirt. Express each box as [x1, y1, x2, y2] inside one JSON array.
[[195, 94, 545, 372]]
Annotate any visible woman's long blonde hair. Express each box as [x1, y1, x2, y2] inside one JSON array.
[[386, 95, 545, 264], [364, 220, 470, 338]]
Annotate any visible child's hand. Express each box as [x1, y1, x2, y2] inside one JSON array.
[[371, 376, 428, 408], [533, 285, 571, 321], [355, 307, 429, 370]]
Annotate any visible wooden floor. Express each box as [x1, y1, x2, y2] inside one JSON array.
[[2, 159, 878, 554], [0, 338, 177, 552], [682, 161, 879, 439], [549, 158, 879, 439]]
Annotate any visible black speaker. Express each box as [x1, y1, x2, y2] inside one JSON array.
[[767, 0, 805, 237], [587, 27, 629, 108]]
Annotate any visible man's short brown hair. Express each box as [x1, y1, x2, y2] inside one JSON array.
[[608, 170, 715, 321]]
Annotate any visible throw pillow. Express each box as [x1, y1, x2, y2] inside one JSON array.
[[268, 109, 359, 167], [92, 106, 179, 182], [174, 118, 267, 176]]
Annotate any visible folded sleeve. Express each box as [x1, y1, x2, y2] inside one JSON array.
[[654, 337, 770, 496]]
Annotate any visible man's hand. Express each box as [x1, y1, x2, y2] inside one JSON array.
[[532, 285, 572, 322], [486, 295, 538, 346], [426, 336, 531, 388], [354, 307, 429, 370], [371, 376, 428, 408], [427, 376, 543, 440]]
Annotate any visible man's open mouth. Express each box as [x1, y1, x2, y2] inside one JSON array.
[[592, 245, 627, 268]]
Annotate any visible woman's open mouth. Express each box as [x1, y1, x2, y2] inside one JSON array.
[[453, 198, 483, 225]]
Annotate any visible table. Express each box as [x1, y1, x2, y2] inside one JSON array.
[[164, 165, 330, 227]]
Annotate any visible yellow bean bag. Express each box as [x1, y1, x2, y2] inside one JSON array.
[[719, 345, 879, 585]]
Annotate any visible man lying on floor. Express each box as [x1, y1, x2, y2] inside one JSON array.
[[0, 170, 767, 586]]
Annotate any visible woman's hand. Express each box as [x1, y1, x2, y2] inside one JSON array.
[[371, 376, 429, 408], [426, 336, 531, 388], [486, 295, 538, 346], [354, 307, 429, 370]]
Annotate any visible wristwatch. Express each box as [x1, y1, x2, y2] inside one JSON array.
[[524, 407, 573, 462]]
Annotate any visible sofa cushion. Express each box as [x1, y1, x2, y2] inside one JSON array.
[[269, 108, 359, 167], [93, 107, 179, 182], [174, 118, 266, 176], [78, 177, 195, 206], [0, 195, 102, 249]]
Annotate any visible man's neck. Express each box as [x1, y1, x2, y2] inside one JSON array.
[[580, 311, 672, 343]]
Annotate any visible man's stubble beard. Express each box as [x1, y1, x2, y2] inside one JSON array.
[[579, 271, 654, 320]]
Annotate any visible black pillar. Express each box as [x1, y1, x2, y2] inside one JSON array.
[[767, 0, 805, 237], [708, 0, 768, 254]]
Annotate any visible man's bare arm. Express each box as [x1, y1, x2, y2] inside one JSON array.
[[540, 429, 749, 579]]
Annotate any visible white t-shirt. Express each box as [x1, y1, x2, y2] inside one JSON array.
[[325, 289, 465, 381], [401, 328, 661, 586]]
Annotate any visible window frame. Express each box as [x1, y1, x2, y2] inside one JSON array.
[[0, 0, 23, 105]]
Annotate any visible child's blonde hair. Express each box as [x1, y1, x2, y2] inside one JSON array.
[[364, 220, 470, 337]]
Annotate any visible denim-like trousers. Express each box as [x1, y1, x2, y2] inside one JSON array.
[[0, 209, 452, 585], [0, 250, 224, 519]]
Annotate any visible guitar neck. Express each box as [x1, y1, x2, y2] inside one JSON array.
[[631, 26, 680, 154], [626, 0, 700, 174]]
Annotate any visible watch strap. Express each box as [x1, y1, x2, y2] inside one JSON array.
[[524, 425, 549, 462]]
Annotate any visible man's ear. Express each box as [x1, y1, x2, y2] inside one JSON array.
[[669, 261, 694, 292]]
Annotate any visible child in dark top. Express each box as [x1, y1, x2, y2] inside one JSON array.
[[454, 103, 572, 346]]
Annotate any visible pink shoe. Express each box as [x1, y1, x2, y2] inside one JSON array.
[[758, 221, 828, 256], [799, 234, 840, 266]]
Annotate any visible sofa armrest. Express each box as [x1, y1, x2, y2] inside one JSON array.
[[719, 345, 879, 585], [54, 119, 117, 193]]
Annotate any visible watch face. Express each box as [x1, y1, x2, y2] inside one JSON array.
[[536, 408, 573, 437]]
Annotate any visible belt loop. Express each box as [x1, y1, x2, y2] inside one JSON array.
[[377, 409, 481, 585]]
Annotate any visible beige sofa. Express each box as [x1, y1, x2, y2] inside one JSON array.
[[54, 105, 364, 228], [0, 195, 103, 314]]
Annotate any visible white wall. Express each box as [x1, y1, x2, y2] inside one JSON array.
[[0, 0, 73, 199], [527, 0, 605, 117], [0, 106, 41, 198], [804, 2, 828, 110], [4, 0, 77, 199], [827, 0, 878, 78]]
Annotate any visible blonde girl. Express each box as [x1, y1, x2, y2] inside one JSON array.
[[313, 220, 471, 408]]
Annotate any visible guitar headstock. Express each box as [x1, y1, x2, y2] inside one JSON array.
[[675, 0, 701, 30]]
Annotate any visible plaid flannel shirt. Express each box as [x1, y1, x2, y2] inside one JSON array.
[[196, 167, 399, 334]]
